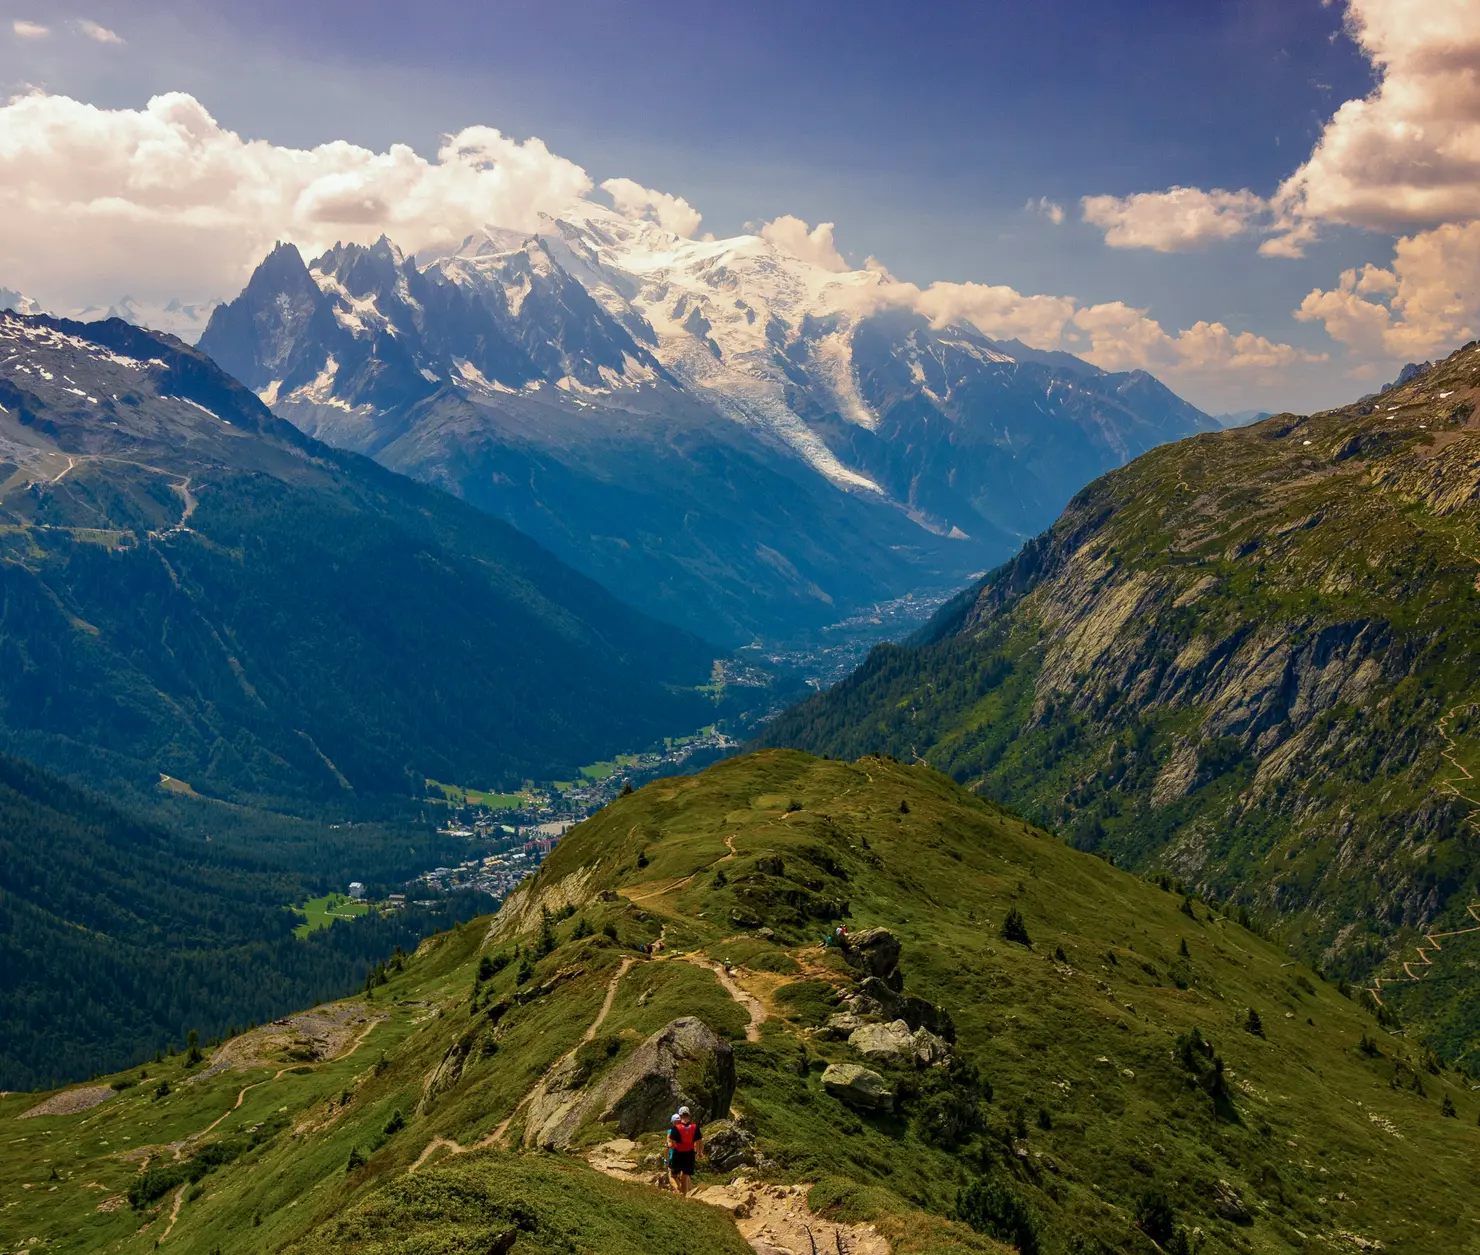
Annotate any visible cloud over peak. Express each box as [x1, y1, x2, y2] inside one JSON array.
[[601, 177, 702, 238], [759, 216, 848, 271]]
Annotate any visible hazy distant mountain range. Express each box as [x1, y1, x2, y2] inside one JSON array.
[[197, 208, 1217, 644]]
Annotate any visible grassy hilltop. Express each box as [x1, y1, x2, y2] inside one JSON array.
[[3, 751, 1477, 1254]]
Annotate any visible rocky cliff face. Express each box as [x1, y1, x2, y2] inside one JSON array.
[[763, 340, 1480, 1043]]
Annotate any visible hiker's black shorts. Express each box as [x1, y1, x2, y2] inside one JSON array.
[[669, 1150, 696, 1176]]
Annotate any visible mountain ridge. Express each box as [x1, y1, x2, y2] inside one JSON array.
[[0, 311, 718, 805], [197, 215, 1216, 644], [759, 337, 1480, 1053], [3, 750, 1475, 1255]]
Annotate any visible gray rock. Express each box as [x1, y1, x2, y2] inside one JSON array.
[[704, 1117, 757, 1171], [1212, 1179, 1253, 1225], [822, 1063, 893, 1112], [842, 928, 901, 986], [911, 1026, 951, 1067], [822, 1012, 869, 1040], [595, 1016, 735, 1138], [848, 1018, 915, 1064]]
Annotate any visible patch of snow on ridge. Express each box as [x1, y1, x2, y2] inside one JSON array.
[[180, 397, 231, 425]]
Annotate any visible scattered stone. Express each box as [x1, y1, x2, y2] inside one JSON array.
[[1212, 1179, 1253, 1225], [756, 927, 776, 941], [705, 1117, 758, 1171], [912, 1026, 951, 1067], [18, 1086, 114, 1119], [822, 1063, 893, 1111]]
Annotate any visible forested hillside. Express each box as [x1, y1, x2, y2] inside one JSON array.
[[0, 753, 486, 1090], [0, 313, 718, 809]]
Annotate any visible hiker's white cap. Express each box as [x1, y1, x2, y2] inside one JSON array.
[[677, 1105, 691, 1117]]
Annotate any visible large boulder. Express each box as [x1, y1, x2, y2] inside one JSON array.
[[822, 1011, 869, 1040], [595, 1016, 736, 1137], [822, 1063, 893, 1112], [848, 1019, 915, 1064], [842, 928, 901, 989]]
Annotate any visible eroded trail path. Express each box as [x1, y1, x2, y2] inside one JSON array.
[[1369, 704, 1480, 1003], [673, 954, 767, 1043], [586, 1141, 890, 1255]]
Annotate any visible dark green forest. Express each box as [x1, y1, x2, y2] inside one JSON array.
[[0, 755, 489, 1090]]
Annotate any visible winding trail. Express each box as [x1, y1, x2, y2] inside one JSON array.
[[672, 955, 767, 1043], [411, 956, 640, 1170], [623, 835, 737, 905], [1368, 703, 1480, 1004]]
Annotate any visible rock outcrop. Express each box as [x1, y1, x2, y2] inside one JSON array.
[[841, 927, 902, 990], [524, 1015, 736, 1149], [596, 1017, 735, 1138]]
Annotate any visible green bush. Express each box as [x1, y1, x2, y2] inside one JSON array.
[[953, 1176, 1039, 1255], [1000, 908, 1031, 947]]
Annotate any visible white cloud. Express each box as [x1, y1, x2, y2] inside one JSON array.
[[759, 215, 848, 271], [600, 176, 702, 238], [0, 91, 593, 306], [1296, 221, 1480, 357], [1267, 0, 1480, 253], [75, 19, 123, 44], [12, 20, 49, 38], [842, 276, 1320, 392], [1081, 187, 1266, 252], [1026, 196, 1065, 225], [1, 88, 1319, 406], [1078, 1, 1480, 260]]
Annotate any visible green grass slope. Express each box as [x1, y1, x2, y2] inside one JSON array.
[[760, 343, 1480, 1055], [4, 752, 1476, 1254]]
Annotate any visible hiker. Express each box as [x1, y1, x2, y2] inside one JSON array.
[[667, 1104, 703, 1196]]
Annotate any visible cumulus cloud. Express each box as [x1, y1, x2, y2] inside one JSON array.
[[2, 88, 1318, 404], [1077, 1, 1480, 261], [0, 91, 593, 305], [1026, 196, 1065, 225], [1082, 187, 1266, 252], [600, 176, 702, 237], [759, 215, 848, 271], [75, 19, 123, 44], [12, 20, 49, 38], [1266, 0, 1480, 253], [1296, 221, 1480, 357], [839, 275, 1320, 391]]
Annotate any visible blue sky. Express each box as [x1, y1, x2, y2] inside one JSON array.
[[1, 0, 1476, 413]]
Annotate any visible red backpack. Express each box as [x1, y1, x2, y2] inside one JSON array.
[[670, 1119, 700, 1152]]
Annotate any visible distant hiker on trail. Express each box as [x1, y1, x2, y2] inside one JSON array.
[[667, 1105, 703, 1196]]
